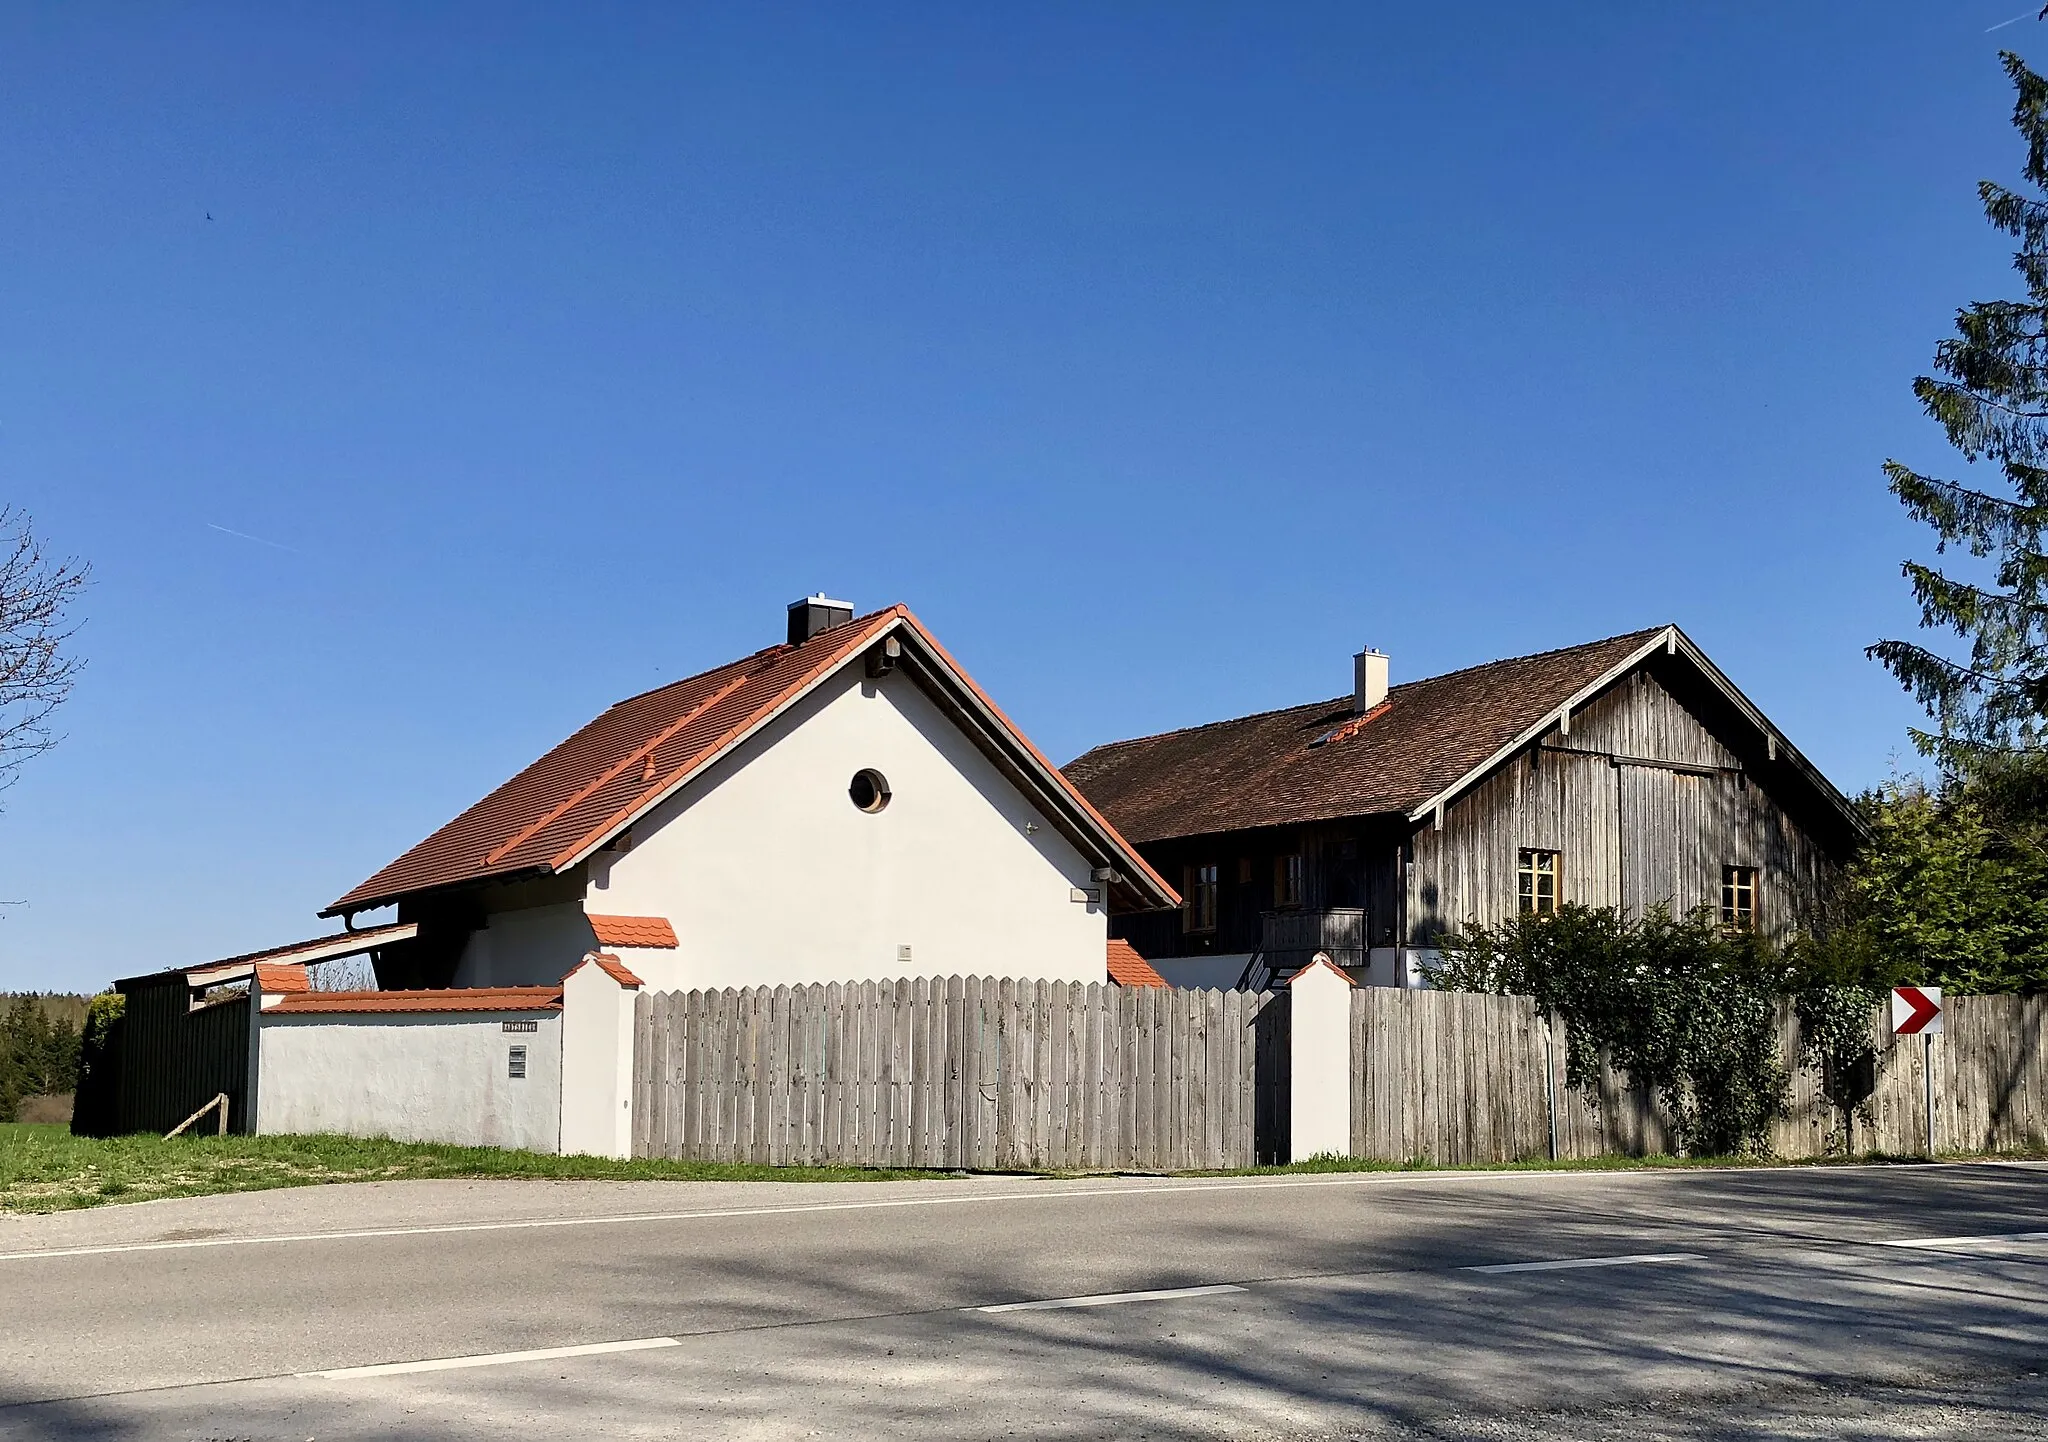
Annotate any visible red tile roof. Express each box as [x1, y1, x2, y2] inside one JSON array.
[[1065, 629, 1669, 843], [253, 963, 311, 994], [1106, 938, 1169, 988], [328, 606, 1176, 917], [579, 953, 644, 988], [264, 986, 563, 1015], [164, 923, 420, 990], [587, 914, 678, 949], [329, 610, 903, 915]]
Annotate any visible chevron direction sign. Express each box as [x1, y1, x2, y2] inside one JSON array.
[[1892, 986, 1943, 1037]]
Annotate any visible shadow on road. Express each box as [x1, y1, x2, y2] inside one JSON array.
[[4, 1162, 2047, 1440]]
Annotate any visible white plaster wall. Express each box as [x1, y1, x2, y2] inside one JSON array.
[[1152, 955, 1253, 992], [585, 666, 1107, 990], [1364, 948, 1439, 990], [256, 1011, 562, 1152], [560, 964, 634, 1159], [453, 903, 598, 988], [1288, 964, 1353, 1160]]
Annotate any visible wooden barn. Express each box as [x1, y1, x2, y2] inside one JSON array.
[[1062, 626, 1862, 990]]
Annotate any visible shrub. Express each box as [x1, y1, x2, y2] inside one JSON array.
[[1427, 905, 1788, 1157]]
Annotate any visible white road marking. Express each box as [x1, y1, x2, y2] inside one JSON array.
[[303, 1336, 680, 1379], [1879, 1230, 2048, 1249], [0, 1169, 1698, 1265], [975, 1283, 1247, 1313], [1465, 1252, 1704, 1274], [5, 1160, 2034, 1267]]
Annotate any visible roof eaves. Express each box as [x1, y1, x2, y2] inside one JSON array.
[[321, 865, 551, 921], [131, 923, 422, 990], [892, 609, 1181, 912], [1664, 626, 1867, 839]]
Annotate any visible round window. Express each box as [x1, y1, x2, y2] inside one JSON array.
[[849, 768, 891, 813]]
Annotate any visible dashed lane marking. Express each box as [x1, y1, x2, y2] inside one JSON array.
[[974, 1283, 1247, 1313], [1878, 1230, 2048, 1249], [1464, 1252, 1705, 1274], [303, 1336, 680, 1379]]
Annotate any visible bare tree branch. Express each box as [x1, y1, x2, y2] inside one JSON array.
[[0, 507, 87, 796]]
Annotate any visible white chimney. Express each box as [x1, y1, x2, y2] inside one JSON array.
[[1354, 648, 1388, 713]]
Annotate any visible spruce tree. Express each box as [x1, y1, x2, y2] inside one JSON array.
[[1872, 49, 2048, 763]]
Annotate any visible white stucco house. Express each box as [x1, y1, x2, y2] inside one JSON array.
[[323, 596, 1178, 994], [87, 598, 1176, 1159]]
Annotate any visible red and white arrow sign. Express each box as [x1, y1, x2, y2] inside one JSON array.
[[1892, 985, 1943, 1037]]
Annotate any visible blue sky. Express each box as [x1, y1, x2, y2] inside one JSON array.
[[0, 3, 2033, 992]]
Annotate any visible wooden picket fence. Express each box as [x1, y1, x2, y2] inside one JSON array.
[[631, 977, 2048, 1172], [1350, 989, 2048, 1164], [631, 977, 1287, 1170]]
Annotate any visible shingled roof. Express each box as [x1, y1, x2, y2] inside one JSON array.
[[328, 606, 1176, 918], [1064, 627, 1678, 844]]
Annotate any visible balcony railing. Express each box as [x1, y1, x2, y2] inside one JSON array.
[[1238, 907, 1365, 991]]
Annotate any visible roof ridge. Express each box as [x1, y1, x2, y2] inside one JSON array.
[[605, 606, 907, 712], [1067, 625, 1671, 763], [1394, 624, 1671, 690]]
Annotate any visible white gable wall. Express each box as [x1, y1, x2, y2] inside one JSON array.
[[584, 665, 1107, 990]]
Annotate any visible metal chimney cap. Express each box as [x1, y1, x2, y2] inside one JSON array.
[[787, 594, 856, 646]]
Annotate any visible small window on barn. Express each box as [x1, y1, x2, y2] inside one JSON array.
[[508, 1044, 528, 1079], [1722, 866, 1758, 930], [1518, 849, 1560, 916], [1274, 853, 1304, 908], [1184, 863, 1219, 933]]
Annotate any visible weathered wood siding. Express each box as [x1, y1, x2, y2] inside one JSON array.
[[1350, 990, 2048, 1164], [1407, 668, 1835, 944], [632, 977, 1285, 1170]]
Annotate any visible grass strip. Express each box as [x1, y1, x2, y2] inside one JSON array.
[[0, 1124, 946, 1214], [9, 1125, 2039, 1215]]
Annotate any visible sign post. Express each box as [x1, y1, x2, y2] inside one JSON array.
[[1891, 986, 1944, 1156]]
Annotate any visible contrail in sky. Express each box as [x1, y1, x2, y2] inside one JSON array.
[[1987, 11, 2032, 31], [206, 522, 301, 554]]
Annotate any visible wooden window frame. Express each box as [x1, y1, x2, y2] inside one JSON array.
[[1183, 862, 1219, 934], [1273, 853, 1304, 909], [1721, 865, 1758, 930], [1518, 848, 1560, 917]]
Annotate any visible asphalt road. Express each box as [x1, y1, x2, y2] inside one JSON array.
[[1, 1162, 2045, 1440]]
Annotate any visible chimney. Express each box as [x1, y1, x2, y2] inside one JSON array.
[[787, 593, 854, 645], [1354, 648, 1388, 713]]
